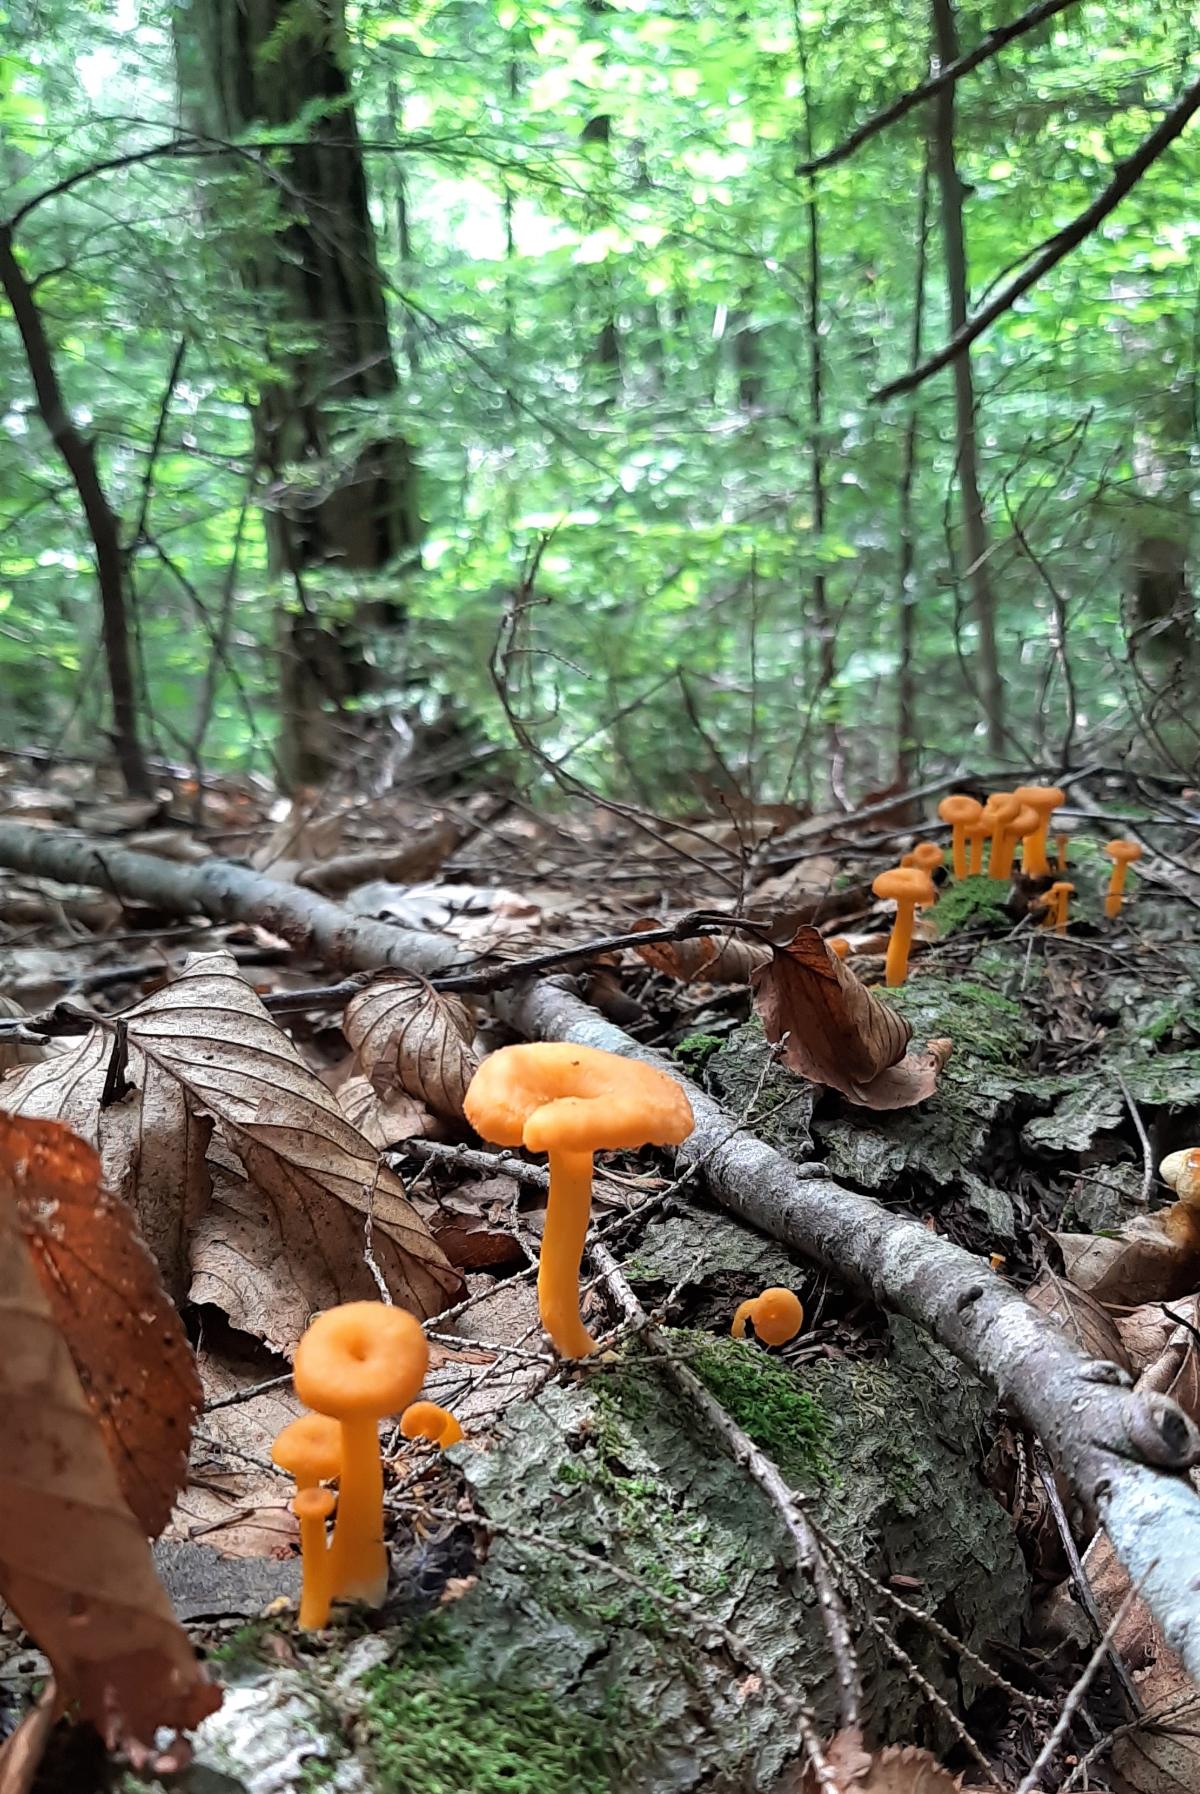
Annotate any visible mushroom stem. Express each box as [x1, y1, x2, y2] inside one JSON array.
[[542, 1148, 599, 1358], [329, 1413, 388, 1605], [884, 900, 916, 987], [949, 824, 967, 880], [1055, 833, 1068, 873], [967, 827, 985, 877], [294, 1490, 336, 1630], [1105, 864, 1129, 919], [731, 1299, 755, 1339]]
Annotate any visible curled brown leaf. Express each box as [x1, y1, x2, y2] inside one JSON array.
[[344, 973, 479, 1120], [630, 918, 769, 984]]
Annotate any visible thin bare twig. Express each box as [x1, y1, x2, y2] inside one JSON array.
[[1035, 1449, 1143, 1717], [1114, 1070, 1155, 1206]]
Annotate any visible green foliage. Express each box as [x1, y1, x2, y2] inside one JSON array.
[[361, 1618, 622, 1794], [684, 1331, 831, 1483], [1, 0, 1196, 787]]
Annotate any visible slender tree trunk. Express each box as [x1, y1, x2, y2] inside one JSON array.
[[0, 226, 151, 795], [174, 0, 419, 786], [895, 154, 931, 796], [930, 0, 1003, 753], [793, 4, 835, 759]]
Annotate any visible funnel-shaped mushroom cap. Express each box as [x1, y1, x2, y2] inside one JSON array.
[[294, 1302, 428, 1420], [937, 794, 982, 826], [1010, 805, 1039, 838], [1014, 785, 1065, 816], [465, 1042, 693, 1155], [1105, 839, 1143, 865], [983, 792, 1021, 823], [272, 1413, 342, 1483], [872, 867, 935, 907], [904, 842, 944, 872]]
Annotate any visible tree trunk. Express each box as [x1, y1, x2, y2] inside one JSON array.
[[174, 0, 419, 785], [0, 226, 151, 796], [895, 155, 931, 798], [929, 0, 1004, 754]]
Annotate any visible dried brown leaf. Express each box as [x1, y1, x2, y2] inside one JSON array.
[[796, 1729, 963, 1792], [3, 1026, 213, 1304], [344, 973, 479, 1120], [1057, 1216, 1200, 1307], [2, 1113, 201, 1537], [1026, 1269, 1132, 1370], [630, 917, 769, 984], [337, 1074, 440, 1150], [751, 926, 946, 1110], [1120, 1294, 1200, 1378], [171, 1345, 302, 1558], [0, 1153, 220, 1753], [0, 995, 45, 1072], [0, 1681, 58, 1794]]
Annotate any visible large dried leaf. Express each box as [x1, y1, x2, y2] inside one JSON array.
[[2, 1022, 212, 1304], [752, 926, 948, 1110], [796, 1729, 962, 1792], [1057, 1215, 1200, 1307], [630, 917, 769, 984], [0, 1158, 220, 1753], [122, 954, 459, 1324], [337, 1073, 439, 1150], [1026, 1269, 1131, 1370], [1119, 1293, 1200, 1379], [344, 973, 479, 1120], [173, 1344, 302, 1559], [2, 1113, 201, 1537]]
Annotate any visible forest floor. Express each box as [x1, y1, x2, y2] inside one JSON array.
[[0, 756, 1198, 1794]]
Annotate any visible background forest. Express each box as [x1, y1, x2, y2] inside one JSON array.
[[1, 0, 1197, 806]]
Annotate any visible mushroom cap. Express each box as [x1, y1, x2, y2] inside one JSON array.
[[464, 1042, 694, 1155], [1009, 804, 1040, 839], [272, 1412, 342, 1482], [937, 794, 983, 825], [1045, 881, 1075, 897], [872, 866, 936, 907], [750, 1288, 804, 1346], [1105, 839, 1143, 865], [1013, 785, 1065, 816], [293, 1486, 336, 1522], [293, 1302, 428, 1420], [907, 842, 944, 871], [401, 1400, 464, 1447], [982, 792, 1021, 822], [1161, 1148, 1200, 1201]]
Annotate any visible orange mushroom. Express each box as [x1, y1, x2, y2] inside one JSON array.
[[400, 1401, 465, 1449], [993, 802, 1039, 882], [731, 1287, 803, 1346], [464, 1044, 694, 1359], [965, 817, 989, 876], [1043, 879, 1074, 936], [900, 841, 944, 881], [293, 1302, 428, 1607], [292, 1488, 337, 1629], [1012, 786, 1065, 877], [872, 866, 935, 987], [1161, 1148, 1200, 1202], [271, 1413, 341, 1629], [981, 793, 1021, 878], [1054, 832, 1069, 873], [1103, 840, 1143, 918], [937, 794, 983, 880]]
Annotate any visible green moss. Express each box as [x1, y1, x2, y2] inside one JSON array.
[[361, 1618, 622, 1794], [674, 1030, 724, 1072], [679, 1331, 831, 1484], [931, 875, 1011, 937], [888, 972, 1032, 1068], [206, 1619, 271, 1669]]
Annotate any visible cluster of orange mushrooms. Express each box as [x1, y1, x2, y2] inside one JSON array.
[[871, 784, 1145, 985]]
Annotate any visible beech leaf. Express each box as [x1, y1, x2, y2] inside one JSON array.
[[752, 926, 948, 1110], [0, 1147, 220, 1755], [1025, 1269, 1132, 1371], [1, 1112, 201, 1537], [1057, 1214, 1200, 1307], [630, 918, 769, 983], [797, 1729, 964, 1792], [344, 973, 479, 1119]]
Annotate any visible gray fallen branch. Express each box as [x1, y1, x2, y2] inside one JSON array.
[[2, 822, 1200, 1676]]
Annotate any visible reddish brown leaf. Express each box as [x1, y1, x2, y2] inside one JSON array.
[[630, 918, 769, 984], [751, 926, 946, 1110], [0, 1112, 201, 1538], [0, 1160, 220, 1756]]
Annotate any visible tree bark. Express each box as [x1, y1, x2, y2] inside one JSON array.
[[0, 229, 151, 797], [929, 0, 1004, 754], [174, 0, 419, 785], [2, 818, 1200, 1674], [895, 155, 930, 797]]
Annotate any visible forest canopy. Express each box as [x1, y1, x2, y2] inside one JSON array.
[[0, 0, 1196, 803]]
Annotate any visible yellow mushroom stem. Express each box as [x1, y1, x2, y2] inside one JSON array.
[[331, 1413, 390, 1604], [1104, 854, 1140, 919], [966, 825, 986, 877], [1055, 834, 1068, 873], [1053, 884, 1074, 936], [541, 1148, 599, 1359], [731, 1299, 756, 1340], [293, 1487, 336, 1630], [884, 897, 918, 987]]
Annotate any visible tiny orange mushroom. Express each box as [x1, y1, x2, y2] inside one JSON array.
[[965, 817, 989, 876], [731, 1287, 804, 1346], [993, 802, 1039, 882], [981, 793, 1021, 878], [900, 841, 944, 881], [464, 1043, 694, 1359], [293, 1302, 428, 1607], [400, 1401, 465, 1449], [1043, 879, 1074, 936], [937, 794, 983, 880], [1054, 832, 1069, 873], [872, 865, 936, 987], [1012, 785, 1066, 877], [1103, 839, 1143, 919], [271, 1413, 342, 1630]]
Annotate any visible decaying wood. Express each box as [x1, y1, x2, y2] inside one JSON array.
[[3, 820, 1200, 1676]]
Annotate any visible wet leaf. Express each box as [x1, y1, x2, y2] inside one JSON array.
[[752, 926, 947, 1110], [1, 1113, 201, 1538], [630, 918, 769, 983], [1026, 1269, 1131, 1370], [0, 1153, 220, 1755], [344, 973, 479, 1120]]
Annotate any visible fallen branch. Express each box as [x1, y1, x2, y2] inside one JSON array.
[[2, 822, 1200, 1674]]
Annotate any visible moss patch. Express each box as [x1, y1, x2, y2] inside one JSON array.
[[931, 875, 1012, 937], [361, 1620, 621, 1794], [683, 1333, 831, 1484], [888, 968, 1034, 1069], [673, 1030, 724, 1072]]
